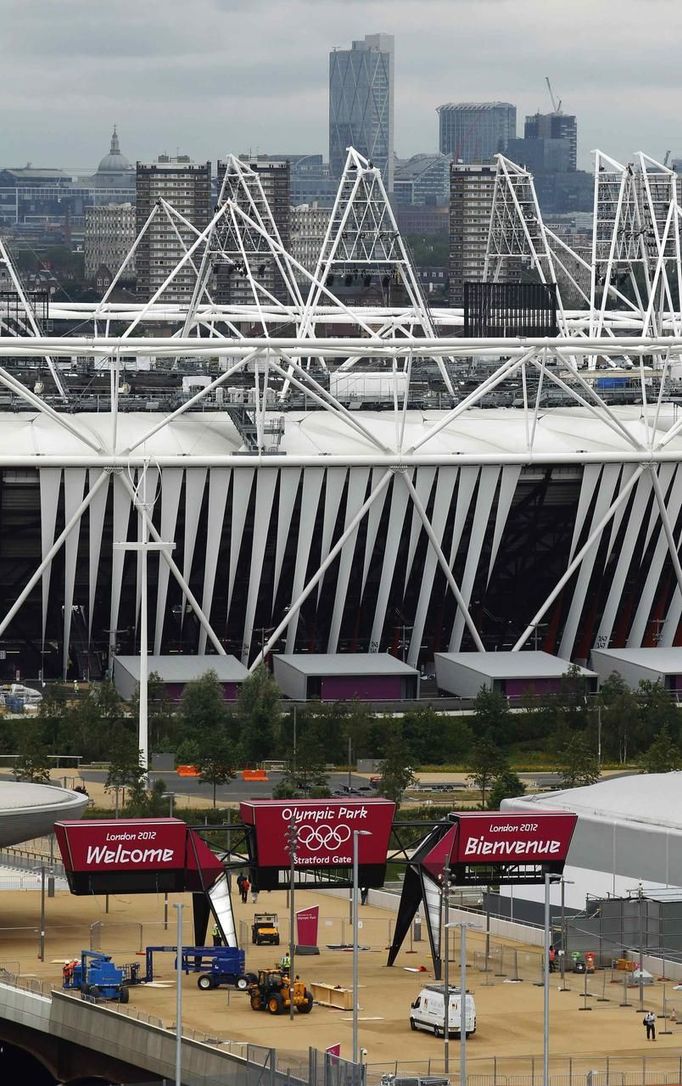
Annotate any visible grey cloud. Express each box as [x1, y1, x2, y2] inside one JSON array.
[[2, 0, 682, 167]]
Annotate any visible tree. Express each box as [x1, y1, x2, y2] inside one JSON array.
[[487, 769, 526, 811], [196, 739, 236, 807], [472, 687, 513, 746], [598, 672, 641, 764], [126, 777, 168, 817], [465, 736, 506, 807], [131, 672, 177, 752], [105, 731, 145, 815], [377, 731, 417, 806], [637, 680, 680, 752], [640, 726, 682, 773], [558, 733, 600, 789], [235, 665, 282, 764], [275, 710, 330, 798], [178, 671, 230, 739], [14, 726, 51, 783]]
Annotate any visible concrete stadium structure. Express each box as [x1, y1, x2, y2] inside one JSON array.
[[0, 782, 88, 847], [1, 150, 682, 683]]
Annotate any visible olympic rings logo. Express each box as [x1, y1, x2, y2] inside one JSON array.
[[296, 824, 352, 852]]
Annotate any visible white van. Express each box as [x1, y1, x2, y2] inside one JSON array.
[[409, 984, 476, 1038]]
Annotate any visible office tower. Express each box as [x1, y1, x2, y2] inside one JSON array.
[[84, 202, 136, 281], [215, 157, 291, 302], [525, 112, 577, 171], [135, 155, 211, 303], [437, 102, 516, 164], [394, 154, 451, 206], [329, 33, 395, 190], [448, 163, 497, 306]]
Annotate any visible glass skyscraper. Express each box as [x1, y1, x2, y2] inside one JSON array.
[[437, 102, 516, 164], [329, 33, 395, 191]]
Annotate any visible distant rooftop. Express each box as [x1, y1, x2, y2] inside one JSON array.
[[434, 651, 596, 680], [437, 101, 516, 112], [591, 647, 682, 675], [274, 653, 418, 677], [113, 654, 249, 683]]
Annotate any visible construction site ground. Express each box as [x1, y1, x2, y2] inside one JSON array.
[[2, 884, 682, 1079]]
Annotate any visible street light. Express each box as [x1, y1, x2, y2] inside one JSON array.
[[544, 873, 562, 1086], [443, 922, 471, 1086], [173, 901, 184, 1086], [558, 877, 575, 992], [352, 829, 372, 1065], [286, 817, 299, 1022]]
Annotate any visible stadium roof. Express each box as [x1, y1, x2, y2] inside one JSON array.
[[0, 782, 88, 847], [503, 773, 682, 832], [0, 407, 678, 462]]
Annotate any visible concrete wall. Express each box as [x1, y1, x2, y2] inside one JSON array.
[[273, 658, 307, 700]]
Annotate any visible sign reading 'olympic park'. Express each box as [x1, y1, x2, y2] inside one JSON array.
[[452, 812, 578, 865], [240, 799, 396, 868]]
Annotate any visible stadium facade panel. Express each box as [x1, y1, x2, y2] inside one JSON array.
[[0, 407, 680, 679]]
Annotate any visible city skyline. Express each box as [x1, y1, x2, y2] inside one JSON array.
[[3, 0, 682, 172]]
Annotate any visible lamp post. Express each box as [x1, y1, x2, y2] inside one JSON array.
[[445, 921, 470, 1086], [559, 877, 574, 992], [113, 461, 174, 785], [442, 856, 451, 1074], [352, 829, 372, 1065], [173, 901, 184, 1086], [543, 874, 561, 1086], [286, 816, 299, 1021]]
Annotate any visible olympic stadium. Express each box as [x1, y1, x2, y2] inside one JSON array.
[[1, 149, 682, 679]]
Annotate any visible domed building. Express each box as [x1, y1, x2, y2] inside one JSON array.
[[92, 126, 134, 190]]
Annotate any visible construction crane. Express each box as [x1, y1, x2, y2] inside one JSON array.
[[545, 77, 562, 114]]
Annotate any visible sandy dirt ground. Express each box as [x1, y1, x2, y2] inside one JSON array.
[[1, 885, 681, 1074]]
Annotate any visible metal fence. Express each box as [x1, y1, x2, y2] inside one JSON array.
[[365, 1054, 682, 1086]]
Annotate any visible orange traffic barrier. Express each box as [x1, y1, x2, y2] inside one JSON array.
[[242, 769, 268, 781], [177, 764, 200, 777]]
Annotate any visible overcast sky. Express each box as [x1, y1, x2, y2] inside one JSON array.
[[3, 0, 682, 173]]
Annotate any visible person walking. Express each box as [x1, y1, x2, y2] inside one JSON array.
[[240, 875, 250, 904], [212, 923, 222, 947], [644, 1010, 656, 1040], [548, 945, 556, 973]]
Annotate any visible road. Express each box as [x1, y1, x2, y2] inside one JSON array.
[[79, 768, 376, 805]]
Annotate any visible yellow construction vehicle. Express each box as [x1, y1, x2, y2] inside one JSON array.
[[248, 968, 313, 1015]]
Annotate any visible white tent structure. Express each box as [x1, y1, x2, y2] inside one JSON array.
[[502, 774, 682, 913]]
